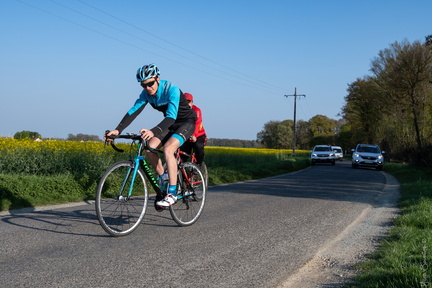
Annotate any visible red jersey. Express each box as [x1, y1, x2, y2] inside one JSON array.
[[192, 105, 206, 138]]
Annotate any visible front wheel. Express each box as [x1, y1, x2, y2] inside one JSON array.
[[170, 162, 206, 226], [95, 161, 148, 236]]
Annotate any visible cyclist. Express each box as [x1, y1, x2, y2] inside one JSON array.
[[105, 64, 196, 207], [180, 93, 207, 166]]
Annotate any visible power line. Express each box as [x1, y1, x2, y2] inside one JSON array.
[[77, 0, 288, 93], [37, 0, 288, 94], [14, 0, 258, 91]]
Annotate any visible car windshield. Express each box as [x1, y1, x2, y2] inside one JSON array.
[[357, 146, 379, 153], [333, 148, 342, 153], [315, 147, 331, 151]]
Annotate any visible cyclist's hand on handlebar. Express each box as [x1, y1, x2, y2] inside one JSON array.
[[189, 135, 197, 142], [104, 129, 119, 142], [139, 128, 154, 141]]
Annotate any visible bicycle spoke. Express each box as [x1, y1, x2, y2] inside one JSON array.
[[96, 161, 148, 236], [169, 162, 206, 226]]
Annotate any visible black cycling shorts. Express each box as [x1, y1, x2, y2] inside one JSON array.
[[159, 121, 195, 146]]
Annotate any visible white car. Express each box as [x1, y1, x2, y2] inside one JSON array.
[[351, 144, 385, 170], [332, 146, 343, 161], [311, 145, 335, 165]]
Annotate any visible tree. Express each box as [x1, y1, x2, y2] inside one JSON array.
[[426, 34, 432, 47], [371, 39, 432, 158], [307, 115, 338, 138], [341, 38, 432, 163], [14, 130, 41, 140], [336, 123, 353, 152], [341, 77, 384, 144], [295, 119, 310, 149], [206, 138, 262, 148], [256, 120, 292, 149], [67, 133, 101, 142]]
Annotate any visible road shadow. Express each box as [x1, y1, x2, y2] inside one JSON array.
[[0, 197, 177, 237], [209, 160, 399, 207]]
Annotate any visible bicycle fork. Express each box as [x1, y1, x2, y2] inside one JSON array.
[[116, 158, 141, 201]]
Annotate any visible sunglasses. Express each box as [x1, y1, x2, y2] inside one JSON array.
[[141, 80, 156, 88]]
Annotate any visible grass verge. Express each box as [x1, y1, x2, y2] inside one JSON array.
[[0, 174, 97, 211], [345, 163, 432, 288]]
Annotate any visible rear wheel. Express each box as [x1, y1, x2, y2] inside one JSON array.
[[200, 161, 209, 189], [95, 161, 148, 237], [170, 162, 206, 226]]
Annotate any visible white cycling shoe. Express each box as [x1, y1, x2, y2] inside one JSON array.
[[156, 194, 177, 207]]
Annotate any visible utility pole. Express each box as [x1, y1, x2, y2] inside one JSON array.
[[284, 87, 306, 155]]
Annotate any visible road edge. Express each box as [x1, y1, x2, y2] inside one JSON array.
[[277, 172, 400, 288]]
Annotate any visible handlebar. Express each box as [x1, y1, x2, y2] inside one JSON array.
[[104, 131, 161, 154], [104, 131, 144, 153]]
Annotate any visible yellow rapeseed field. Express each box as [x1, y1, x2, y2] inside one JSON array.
[[0, 137, 105, 153], [0, 137, 309, 176]]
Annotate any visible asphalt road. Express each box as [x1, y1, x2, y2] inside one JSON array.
[[0, 161, 398, 288]]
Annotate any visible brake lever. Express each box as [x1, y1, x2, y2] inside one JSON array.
[[103, 130, 124, 153], [104, 130, 110, 148]]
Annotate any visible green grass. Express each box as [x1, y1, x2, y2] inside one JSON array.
[[0, 173, 97, 210], [345, 163, 432, 288]]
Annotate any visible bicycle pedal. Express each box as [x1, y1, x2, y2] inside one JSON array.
[[154, 200, 165, 212]]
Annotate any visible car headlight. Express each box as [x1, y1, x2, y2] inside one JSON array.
[[312, 153, 317, 157], [354, 153, 359, 157], [378, 155, 383, 159]]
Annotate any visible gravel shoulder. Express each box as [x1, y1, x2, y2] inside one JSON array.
[[277, 172, 400, 288]]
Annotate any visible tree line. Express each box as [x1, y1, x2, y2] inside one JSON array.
[[12, 131, 101, 142], [257, 35, 432, 164], [256, 117, 346, 151]]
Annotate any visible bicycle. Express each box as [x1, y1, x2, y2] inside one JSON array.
[[95, 132, 207, 237], [171, 148, 209, 190]]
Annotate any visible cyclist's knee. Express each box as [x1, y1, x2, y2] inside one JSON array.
[[147, 137, 162, 150], [164, 139, 180, 153]]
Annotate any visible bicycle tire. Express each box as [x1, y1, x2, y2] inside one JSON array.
[[170, 162, 206, 226], [95, 160, 148, 236], [200, 161, 209, 189]]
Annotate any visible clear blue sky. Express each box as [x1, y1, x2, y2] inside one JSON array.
[[1, 0, 431, 140]]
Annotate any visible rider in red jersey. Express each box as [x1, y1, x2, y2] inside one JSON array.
[[180, 93, 207, 165]]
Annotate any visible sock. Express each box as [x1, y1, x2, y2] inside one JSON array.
[[168, 185, 177, 196]]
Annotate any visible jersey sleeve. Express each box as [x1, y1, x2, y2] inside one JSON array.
[[115, 97, 147, 133]]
